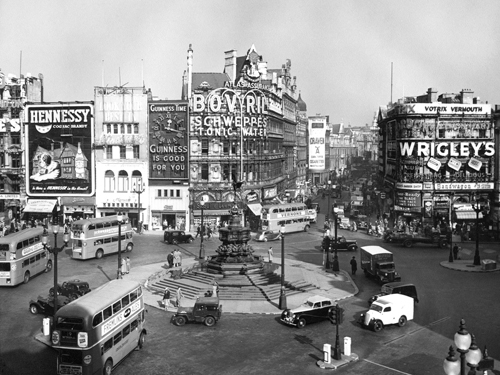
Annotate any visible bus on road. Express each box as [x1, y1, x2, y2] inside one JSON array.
[[52, 279, 147, 375], [0, 227, 52, 286], [261, 203, 311, 233], [71, 216, 134, 260]]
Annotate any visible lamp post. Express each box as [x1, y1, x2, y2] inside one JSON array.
[[472, 196, 485, 266], [326, 180, 331, 224], [41, 213, 70, 318], [279, 225, 287, 310], [199, 200, 205, 260], [443, 318, 486, 375], [332, 204, 340, 272], [116, 213, 123, 279], [133, 182, 145, 233], [449, 192, 455, 263]]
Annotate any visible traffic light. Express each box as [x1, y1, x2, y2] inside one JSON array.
[[328, 306, 337, 324], [338, 307, 345, 325]]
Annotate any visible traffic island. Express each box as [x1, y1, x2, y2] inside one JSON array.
[[316, 352, 359, 370]]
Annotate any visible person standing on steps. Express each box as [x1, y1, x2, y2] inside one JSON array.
[[268, 247, 274, 263]]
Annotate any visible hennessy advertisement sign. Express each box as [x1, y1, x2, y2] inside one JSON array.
[[24, 103, 94, 196]]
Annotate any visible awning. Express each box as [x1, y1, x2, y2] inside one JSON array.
[[22, 199, 57, 214], [192, 210, 232, 216], [247, 203, 262, 216], [456, 211, 483, 220]]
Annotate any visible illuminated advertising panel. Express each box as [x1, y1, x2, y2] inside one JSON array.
[[308, 119, 326, 171], [149, 101, 189, 179], [25, 103, 94, 196]]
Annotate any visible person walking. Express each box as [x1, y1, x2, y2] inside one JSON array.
[[173, 248, 182, 267], [121, 259, 127, 276], [206, 226, 212, 239], [268, 247, 274, 263], [350, 256, 358, 275], [212, 281, 219, 297], [162, 288, 171, 311], [167, 251, 174, 268], [196, 225, 201, 238], [175, 287, 184, 307], [453, 244, 459, 260], [125, 257, 131, 274]]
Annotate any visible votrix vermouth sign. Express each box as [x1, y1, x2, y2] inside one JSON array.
[[24, 103, 94, 196]]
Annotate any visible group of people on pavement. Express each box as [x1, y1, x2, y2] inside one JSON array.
[[166, 249, 182, 268], [120, 257, 131, 275], [162, 287, 184, 311]]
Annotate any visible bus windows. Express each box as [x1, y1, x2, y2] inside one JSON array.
[[88, 224, 95, 230], [130, 290, 138, 302], [57, 317, 83, 331], [123, 325, 131, 338], [22, 259, 29, 267], [0, 263, 10, 272], [104, 238, 111, 244], [36, 254, 41, 261], [113, 331, 122, 345], [121, 295, 130, 307], [29, 256, 36, 264], [93, 312, 103, 327], [112, 301, 122, 314], [103, 306, 112, 320], [131, 319, 138, 331], [102, 338, 113, 354], [96, 223, 104, 229]]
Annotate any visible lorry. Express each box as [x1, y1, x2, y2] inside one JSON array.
[[358, 294, 414, 332], [385, 231, 448, 248], [360, 246, 401, 284]]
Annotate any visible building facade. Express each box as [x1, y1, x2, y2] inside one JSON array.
[[378, 88, 496, 236]]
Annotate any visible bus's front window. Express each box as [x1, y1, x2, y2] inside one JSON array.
[[57, 317, 84, 331], [0, 263, 11, 272]]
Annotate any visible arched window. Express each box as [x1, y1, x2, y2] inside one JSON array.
[[131, 171, 143, 191], [118, 170, 129, 192], [104, 170, 115, 192]]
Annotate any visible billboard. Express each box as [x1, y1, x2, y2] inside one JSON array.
[[308, 118, 326, 170], [24, 103, 94, 196], [149, 100, 189, 179]]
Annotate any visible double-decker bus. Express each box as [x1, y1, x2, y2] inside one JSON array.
[[52, 279, 147, 375], [71, 216, 134, 260], [0, 227, 52, 286], [261, 203, 311, 233]]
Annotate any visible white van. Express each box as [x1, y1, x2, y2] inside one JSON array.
[[358, 294, 414, 332]]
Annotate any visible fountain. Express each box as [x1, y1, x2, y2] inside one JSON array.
[[206, 203, 264, 275]]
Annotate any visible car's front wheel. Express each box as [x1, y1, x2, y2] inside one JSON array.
[[187, 238, 193, 243], [175, 316, 186, 326], [45, 260, 52, 273], [263, 237, 268, 242], [204, 316, 216, 327], [126, 243, 134, 252], [297, 318, 306, 329], [372, 320, 384, 332], [172, 239, 178, 245], [403, 239, 413, 248], [29, 304, 39, 315]]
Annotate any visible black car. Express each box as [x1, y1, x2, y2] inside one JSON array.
[[164, 230, 194, 244], [280, 295, 334, 328], [29, 295, 71, 315], [322, 236, 358, 252], [171, 297, 222, 327], [49, 279, 91, 301], [368, 282, 419, 305]]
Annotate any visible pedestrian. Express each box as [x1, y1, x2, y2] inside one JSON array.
[[176, 287, 184, 307], [162, 288, 171, 311], [173, 248, 182, 267], [196, 225, 200, 238], [212, 281, 219, 297], [125, 257, 130, 274], [453, 244, 459, 260], [167, 251, 174, 268], [268, 247, 274, 263], [350, 256, 357, 275], [121, 259, 127, 276], [207, 226, 212, 239]]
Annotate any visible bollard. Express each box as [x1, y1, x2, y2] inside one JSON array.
[[323, 343, 331, 363], [344, 336, 351, 356], [43, 317, 51, 336]]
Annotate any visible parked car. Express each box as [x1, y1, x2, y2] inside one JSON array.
[[49, 279, 91, 301], [280, 295, 334, 328], [368, 282, 419, 305], [164, 230, 194, 244], [358, 294, 414, 332], [29, 295, 71, 315], [171, 297, 222, 327], [338, 217, 351, 229], [254, 230, 281, 242]]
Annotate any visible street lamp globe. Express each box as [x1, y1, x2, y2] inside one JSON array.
[[465, 335, 482, 367], [281, 225, 285, 234], [117, 213, 123, 222], [443, 346, 460, 375], [42, 229, 49, 246], [52, 224, 60, 235], [454, 319, 471, 351]]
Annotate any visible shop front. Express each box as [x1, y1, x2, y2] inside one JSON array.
[[192, 201, 238, 233], [61, 197, 95, 222], [21, 198, 58, 227], [151, 208, 187, 231]]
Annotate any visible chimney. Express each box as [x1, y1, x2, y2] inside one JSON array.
[[427, 87, 438, 103], [460, 89, 474, 104], [224, 49, 237, 83], [187, 44, 193, 100]]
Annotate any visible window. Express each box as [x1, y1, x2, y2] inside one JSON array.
[[62, 157, 72, 164], [102, 338, 113, 354], [103, 306, 112, 320], [113, 124, 119, 134], [118, 171, 129, 192], [104, 171, 115, 192], [106, 146, 113, 159], [201, 164, 209, 180], [119, 146, 126, 159], [92, 312, 103, 327], [123, 325, 131, 338], [201, 139, 208, 155], [133, 145, 139, 159], [113, 332, 122, 345], [112, 301, 122, 314], [130, 290, 138, 302]]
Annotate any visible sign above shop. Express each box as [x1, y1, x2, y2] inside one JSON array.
[[435, 182, 493, 190]]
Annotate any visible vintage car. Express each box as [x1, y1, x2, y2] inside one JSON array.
[[280, 295, 334, 328], [164, 230, 194, 244], [359, 294, 414, 332], [254, 230, 282, 242], [386, 231, 448, 248], [49, 279, 91, 301], [171, 297, 222, 327], [321, 236, 358, 252], [338, 217, 351, 229], [29, 295, 71, 315], [368, 282, 419, 305]]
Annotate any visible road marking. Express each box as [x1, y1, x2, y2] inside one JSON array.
[[363, 359, 413, 374], [426, 316, 451, 327]]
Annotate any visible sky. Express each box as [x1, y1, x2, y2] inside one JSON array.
[[2, 0, 500, 127]]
